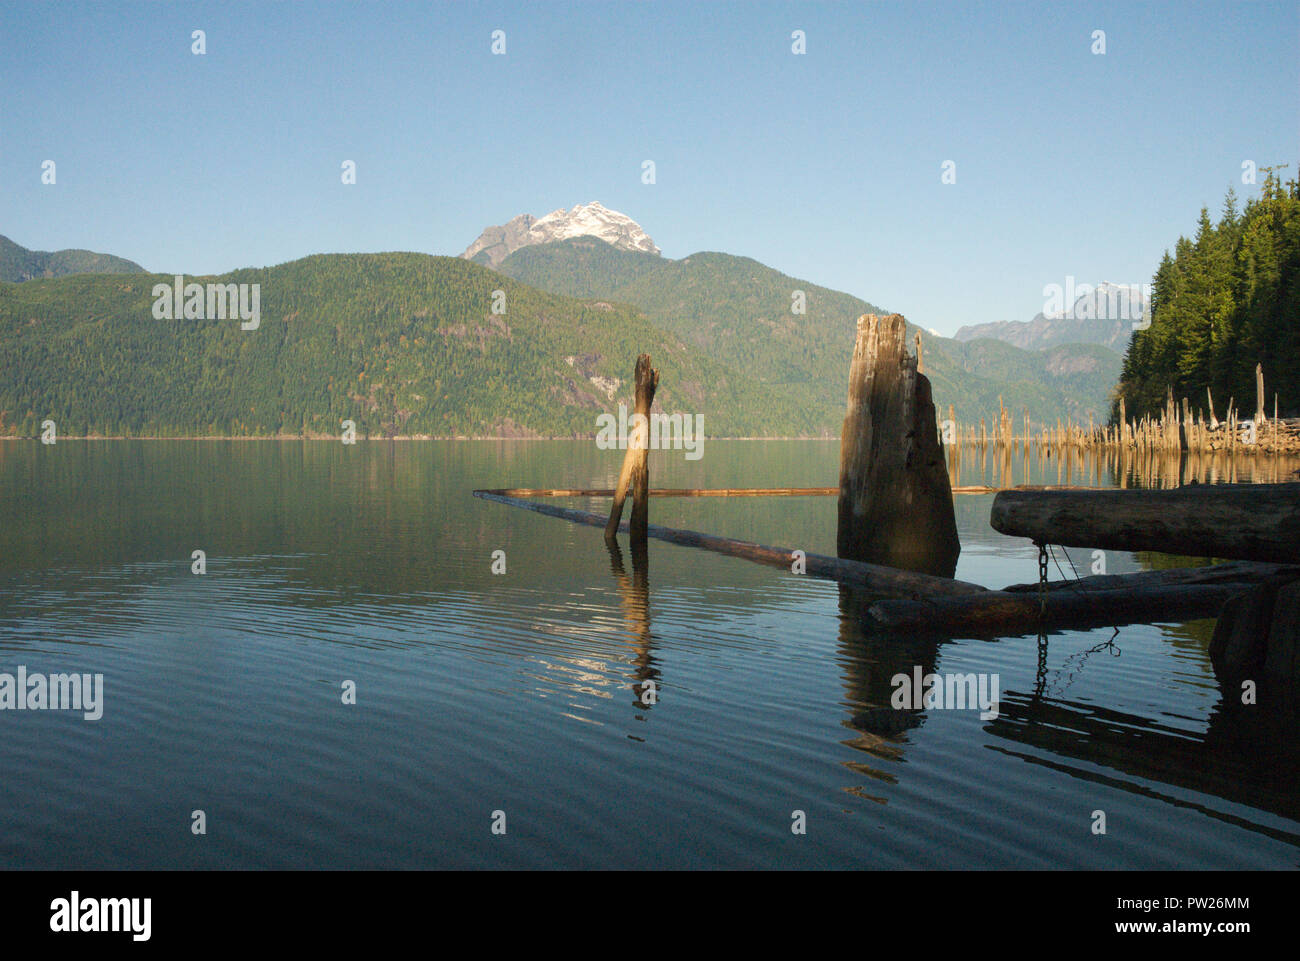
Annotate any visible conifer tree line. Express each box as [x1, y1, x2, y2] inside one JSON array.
[[1117, 171, 1300, 421]]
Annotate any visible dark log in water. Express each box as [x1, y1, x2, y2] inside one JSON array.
[[991, 483, 1300, 563], [605, 354, 659, 546], [474, 490, 985, 597], [870, 560, 1300, 634], [869, 581, 1257, 635], [837, 314, 960, 576]]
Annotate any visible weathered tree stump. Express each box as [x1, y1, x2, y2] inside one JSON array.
[[605, 354, 659, 546], [837, 313, 960, 577]]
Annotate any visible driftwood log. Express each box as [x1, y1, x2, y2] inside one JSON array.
[[474, 486, 1098, 498], [991, 483, 1300, 563], [837, 314, 959, 576], [474, 490, 985, 597]]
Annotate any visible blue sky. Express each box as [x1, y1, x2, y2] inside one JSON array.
[[2, 0, 1295, 334]]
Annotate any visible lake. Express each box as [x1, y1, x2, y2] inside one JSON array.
[[1, 439, 1298, 869]]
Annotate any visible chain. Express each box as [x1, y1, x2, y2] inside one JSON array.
[[1037, 542, 1049, 618]]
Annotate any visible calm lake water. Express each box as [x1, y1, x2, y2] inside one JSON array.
[[1, 439, 1298, 869]]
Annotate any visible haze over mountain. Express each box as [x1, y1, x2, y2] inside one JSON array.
[[461, 202, 660, 268], [0, 234, 144, 283], [954, 281, 1148, 353]]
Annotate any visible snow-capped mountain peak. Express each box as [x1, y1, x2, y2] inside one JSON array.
[[460, 203, 660, 266]]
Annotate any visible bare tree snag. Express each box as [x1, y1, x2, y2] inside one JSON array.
[[605, 354, 659, 545]]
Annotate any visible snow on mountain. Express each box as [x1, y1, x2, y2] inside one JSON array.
[[460, 202, 660, 267]]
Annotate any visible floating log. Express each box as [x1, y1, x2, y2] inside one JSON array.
[[474, 485, 1105, 498], [990, 483, 1300, 563], [837, 313, 959, 576], [869, 561, 1300, 635], [605, 354, 659, 545], [482, 487, 842, 498], [474, 490, 985, 597]]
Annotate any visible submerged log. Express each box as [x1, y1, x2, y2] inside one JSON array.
[[474, 490, 985, 597], [990, 483, 1300, 563], [837, 314, 960, 576], [605, 354, 659, 545], [870, 581, 1260, 635]]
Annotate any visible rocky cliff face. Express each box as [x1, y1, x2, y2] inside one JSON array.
[[460, 202, 659, 267]]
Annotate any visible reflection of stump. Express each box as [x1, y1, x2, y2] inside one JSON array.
[[837, 314, 960, 577], [1210, 576, 1300, 694]]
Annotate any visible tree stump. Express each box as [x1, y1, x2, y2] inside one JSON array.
[[837, 314, 960, 577], [605, 354, 659, 547]]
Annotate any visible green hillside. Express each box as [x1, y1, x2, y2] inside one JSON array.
[[497, 237, 1121, 430], [0, 234, 144, 282], [0, 252, 807, 438]]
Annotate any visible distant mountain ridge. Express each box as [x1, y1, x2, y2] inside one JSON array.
[[954, 281, 1147, 353], [0, 234, 144, 282], [0, 253, 799, 438], [492, 235, 1121, 431], [460, 202, 660, 267], [0, 229, 1122, 438]]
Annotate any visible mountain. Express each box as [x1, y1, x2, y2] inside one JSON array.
[[954, 281, 1147, 353], [461, 202, 660, 268], [0, 233, 1123, 439], [0, 253, 800, 438], [0, 234, 145, 282], [494, 236, 1121, 431]]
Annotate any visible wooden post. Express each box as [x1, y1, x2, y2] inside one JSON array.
[[1207, 386, 1219, 430], [837, 314, 960, 576], [1256, 363, 1267, 426], [605, 353, 660, 545]]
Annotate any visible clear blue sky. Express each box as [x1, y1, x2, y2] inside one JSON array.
[[2, 0, 1295, 334]]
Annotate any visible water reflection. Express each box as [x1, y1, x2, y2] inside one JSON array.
[[985, 690, 1300, 844], [606, 539, 658, 716], [945, 439, 1300, 490]]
